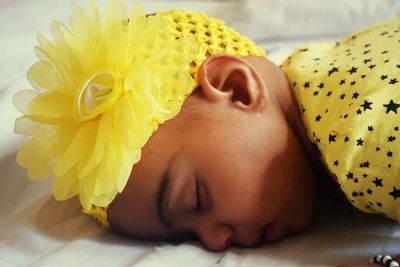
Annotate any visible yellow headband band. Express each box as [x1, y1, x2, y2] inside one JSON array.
[[13, 0, 265, 228]]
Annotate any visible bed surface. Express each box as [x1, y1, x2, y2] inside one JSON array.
[[1, 0, 399, 266]]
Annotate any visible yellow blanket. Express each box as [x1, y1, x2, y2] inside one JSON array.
[[281, 17, 400, 222]]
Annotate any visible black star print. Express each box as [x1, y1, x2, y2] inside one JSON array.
[[313, 91, 319, 96], [350, 81, 356, 86], [314, 57, 320, 61], [343, 114, 349, 119], [360, 161, 370, 168], [340, 79, 346, 85], [348, 66, 358, 74], [328, 67, 339, 76], [362, 173, 368, 178], [300, 48, 309, 52], [352, 191, 358, 197], [384, 59, 390, 63], [356, 109, 362, 115], [318, 83, 325, 89], [363, 50, 371, 55], [364, 43, 371, 48], [329, 134, 337, 143], [361, 74, 366, 79], [340, 94, 346, 100], [389, 78, 398, 85], [368, 126, 374, 131], [380, 75, 388, 80], [346, 172, 354, 180], [361, 100, 372, 111], [354, 178, 359, 183], [315, 115, 322, 122], [381, 50, 389, 54], [356, 138, 364, 146], [352, 92, 360, 99], [387, 135, 396, 142], [376, 147, 381, 151], [327, 91, 332, 97], [377, 202, 383, 208], [395, 126, 399, 131], [383, 99, 400, 114], [363, 58, 372, 64], [367, 188, 373, 195], [373, 177, 383, 187], [368, 64, 376, 69], [387, 151, 393, 157], [389, 187, 400, 200], [344, 136, 349, 142], [380, 31, 389, 36], [396, 64, 400, 68], [303, 81, 310, 88], [333, 160, 339, 166]]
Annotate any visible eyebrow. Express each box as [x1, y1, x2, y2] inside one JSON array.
[[156, 164, 173, 228]]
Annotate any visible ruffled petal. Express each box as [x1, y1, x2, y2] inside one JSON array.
[[53, 166, 79, 201], [79, 168, 97, 210], [29, 91, 73, 118], [54, 121, 97, 176], [27, 61, 62, 92], [79, 112, 112, 178], [28, 157, 55, 180], [13, 90, 37, 115], [14, 116, 47, 136]]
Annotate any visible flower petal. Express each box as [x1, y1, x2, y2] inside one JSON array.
[[27, 61, 62, 92], [54, 121, 97, 176], [28, 158, 55, 180], [29, 91, 74, 118], [13, 90, 37, 115], [79, 112, 112, 178], [79, 168, 98, 210], [53, 166, 79, 201], [14, 115, 47, 136]]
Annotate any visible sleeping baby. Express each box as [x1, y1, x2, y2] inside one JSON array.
[[13, 0, 400, 265]]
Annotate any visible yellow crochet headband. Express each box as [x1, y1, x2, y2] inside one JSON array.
[[13, 0, 265, 228]]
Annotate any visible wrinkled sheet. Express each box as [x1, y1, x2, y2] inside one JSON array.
[[0, 0, 399, 266]]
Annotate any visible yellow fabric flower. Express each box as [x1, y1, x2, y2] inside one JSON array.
[[13, 0, 196, 211]]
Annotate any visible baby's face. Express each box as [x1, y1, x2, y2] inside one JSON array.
[[107, 57, 317, 251]]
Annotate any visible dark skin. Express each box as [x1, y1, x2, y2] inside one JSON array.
[[108, 54, 320, 248], [107, 54, 398, 265]]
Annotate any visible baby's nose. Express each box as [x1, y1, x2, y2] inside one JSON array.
[[197, 223, 233, 251]]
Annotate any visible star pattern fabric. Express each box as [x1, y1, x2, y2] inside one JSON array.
[[281, 17, 400, 222]]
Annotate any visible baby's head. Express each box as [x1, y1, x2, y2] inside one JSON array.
[[14, 0, 317, 251]]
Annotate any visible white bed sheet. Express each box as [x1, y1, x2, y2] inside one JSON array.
[[1, 0, 400, 266]]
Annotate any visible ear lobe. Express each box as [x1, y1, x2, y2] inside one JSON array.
[[198, 54, 268, 111]]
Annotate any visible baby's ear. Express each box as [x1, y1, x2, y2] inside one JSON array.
[[198, 54, 268, 112]]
